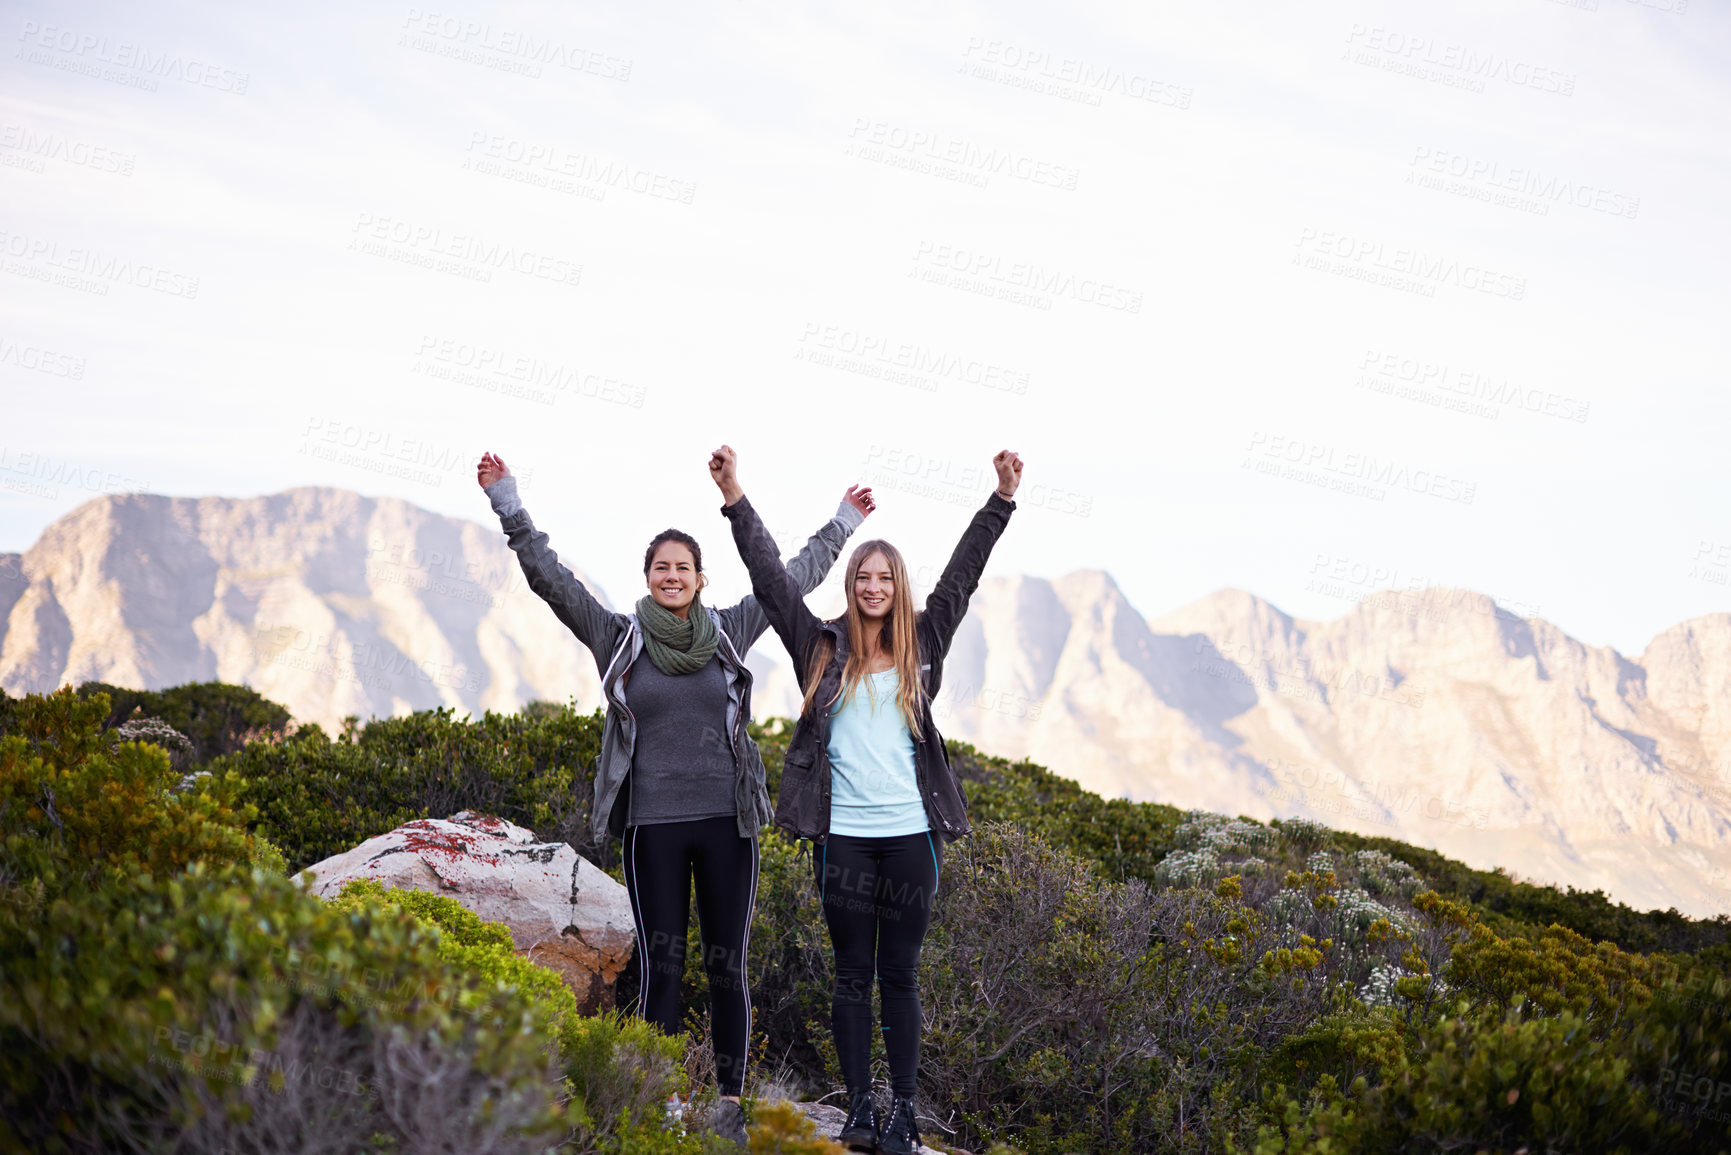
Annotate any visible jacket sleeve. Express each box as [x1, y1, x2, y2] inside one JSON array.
[[719, 499, 865, 650], [721, 495, 826, 676], [920, 491, 1016, 662], [488, 479, 623, 663]]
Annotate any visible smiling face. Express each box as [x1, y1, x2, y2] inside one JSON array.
[[852, 550, 895, 621], [645, 541, 700, 616]]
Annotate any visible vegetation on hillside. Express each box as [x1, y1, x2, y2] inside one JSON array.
[[2, 682, 1728, 1153]]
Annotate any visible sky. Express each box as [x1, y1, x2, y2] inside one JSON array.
[[2, 0, 1727, 656]]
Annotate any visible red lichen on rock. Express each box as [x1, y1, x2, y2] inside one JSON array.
[[396, 820, 502, 867]]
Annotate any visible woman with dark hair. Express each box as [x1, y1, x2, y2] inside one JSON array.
[[475, 451, 873, 1146], [710, 443, 1022, 1155]]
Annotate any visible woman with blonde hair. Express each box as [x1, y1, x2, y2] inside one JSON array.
[[710, 444, 1022, 1155]]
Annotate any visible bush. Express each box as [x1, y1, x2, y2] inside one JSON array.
[[325, 877, 579, 1035], [1329, 827, 1731, 959], [324, 881, 697, 1151], [1, 859, 715, 1154], [0, 688, 716, 1155], [744, 1101, 844, 1153], [0, 862, 570, 1154], [954, 735, 1731, 967], [13, 686, 1731, 1154], [920, 822, 1168, 1153], [0, 687, 279, 898], [220, 702, 604, 872], [74, 680, 294, 765], [959, 746, 1185, 888], [1264, 1005, 1408, 1095], [1443, 919, 1657, 1029], [1247, 1000, 1686, 1154]]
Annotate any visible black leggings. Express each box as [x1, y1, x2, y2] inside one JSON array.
[[622, 816, 759, 1096], [814, 831, 943, 1099]]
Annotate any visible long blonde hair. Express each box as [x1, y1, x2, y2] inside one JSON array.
[[799, 539, 923, 735]]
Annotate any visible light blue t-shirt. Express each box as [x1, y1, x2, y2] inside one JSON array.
[[827, 669, 928, 837]]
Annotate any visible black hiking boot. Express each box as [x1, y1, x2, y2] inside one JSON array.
[[877, 1096, 921, 1155], [837, 1090, 879, 1152]]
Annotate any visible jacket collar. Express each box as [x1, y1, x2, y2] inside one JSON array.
[[608, 606, 745, 693], [821, 618, 852, 665]]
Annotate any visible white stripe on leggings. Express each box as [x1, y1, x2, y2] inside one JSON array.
[[737, 834, 760, 1053], [624, 826, 650, 1024]]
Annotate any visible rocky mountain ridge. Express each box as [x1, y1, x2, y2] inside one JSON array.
[[4, 488, 1728, 915], [0, 488, 604, 727]]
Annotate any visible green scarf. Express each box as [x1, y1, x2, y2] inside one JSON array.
[[635, 594, 720, 675]]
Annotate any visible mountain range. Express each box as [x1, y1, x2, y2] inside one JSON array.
[[0, 488, 602, 728], [3, 488, 1728, 917]]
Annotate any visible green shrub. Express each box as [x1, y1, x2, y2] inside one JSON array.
[[1248, 1000, 1687, 1154], [13, 687, 1730, 1155], [325, 876, 575, 1030], [0, 860, 714, 1154], [0, 687, 277, 898], [959, 745, 1186, 888], [0, 862, 570, 1154], [1265, 1005, 1409, 1096], [221, 702, 603, 872], [1444, 919, 1657, 1028], [920, 822, 1169, 1154], [1329, 828, 1731, 958], [950, 733, 1731, 968], [324, 876, 703, 1154], [743, 1101, 844, 1153], [74, 680, 294, 765]]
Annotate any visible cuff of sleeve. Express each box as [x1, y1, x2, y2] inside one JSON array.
[[721, 494, 751, 519], [833, 500, 866, 533], [485, 476, 523, 519], [987, 490, 1017, 512]]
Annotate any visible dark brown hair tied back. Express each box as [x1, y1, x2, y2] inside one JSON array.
[[643, 528, 703, 574]]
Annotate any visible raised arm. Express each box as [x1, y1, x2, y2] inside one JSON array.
[[718, 485, 875, 650], [921, 450, 1022, 659], [786, 484, 874, 593], [710, 445, 827, 671], [477, 452, 623, 662]]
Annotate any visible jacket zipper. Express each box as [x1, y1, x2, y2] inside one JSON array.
[[716, 615, 744, 766], [602, 630, 638, 743]]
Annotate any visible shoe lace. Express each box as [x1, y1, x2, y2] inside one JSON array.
[[888, 1097, 919, 1138], [842, 1093, 871, 1127]]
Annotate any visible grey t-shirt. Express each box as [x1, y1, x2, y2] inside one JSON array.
[[624, 653, 739, 826]]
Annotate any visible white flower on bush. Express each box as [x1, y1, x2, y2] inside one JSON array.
[[1154, 847, 1221, 887], [1351, 849, 1423, 899], [1160, 813, 1284, 888], [1359, 960, 1450, 1008], [1172, 813, 1276, 854], [1359, 962, 1407, 1007], [113, 716, 192, 753], [1331, 887, 1411, 943]]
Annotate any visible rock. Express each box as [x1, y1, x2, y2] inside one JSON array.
[[787, 1101, 960, 1155], [302, 810, 634, 1013]]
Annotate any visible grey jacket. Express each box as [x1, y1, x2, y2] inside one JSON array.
[[484, 475, 863, 842]]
